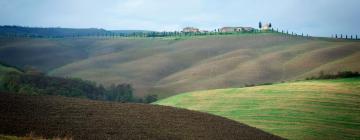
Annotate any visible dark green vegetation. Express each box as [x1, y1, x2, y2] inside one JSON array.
[[1, 33, 359, 98], [0, 71, 157, 103], [0, 93, 283, 140], [155, 78, 360, 140], [306, 71, 360, 80]]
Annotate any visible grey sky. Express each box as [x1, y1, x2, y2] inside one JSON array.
[[0, 0, 359, 36]]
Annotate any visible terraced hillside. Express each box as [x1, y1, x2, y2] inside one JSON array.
[[0, 33, 359, 97], [155, 78, 360, 140], [0, 93, 282, 140]]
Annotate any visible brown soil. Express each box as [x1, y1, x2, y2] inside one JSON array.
[[0, 92, 283, 140]]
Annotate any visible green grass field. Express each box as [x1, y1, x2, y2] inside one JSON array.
[[155, 78, 360, 140]]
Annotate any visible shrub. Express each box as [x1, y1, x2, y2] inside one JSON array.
[[145, 94, 158, 103]]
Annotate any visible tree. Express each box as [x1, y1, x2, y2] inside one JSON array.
[[106, 84, 133, 102], [259, 22, 262, 29], [145, 94, 158, 103], [269, 23, 272, 28]]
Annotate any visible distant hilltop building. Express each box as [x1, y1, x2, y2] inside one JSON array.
[[182, 27, 200, 33], [220, 27, 254, 33], [259, 22, 272, 30]]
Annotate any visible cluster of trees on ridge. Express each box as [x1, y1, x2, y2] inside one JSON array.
[[0, 70, 158, 103], [0, 25, 331, 39]]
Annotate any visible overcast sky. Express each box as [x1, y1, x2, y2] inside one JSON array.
[[0, 0, 359, 36]]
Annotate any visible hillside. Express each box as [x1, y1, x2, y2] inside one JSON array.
[[0, 93, 282, 140], [0, 33, 359, 97], [155, 78, 360, 140]]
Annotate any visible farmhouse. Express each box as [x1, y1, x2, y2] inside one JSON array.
[[220, 27, 254, 33], [182, 27, 200, 33]]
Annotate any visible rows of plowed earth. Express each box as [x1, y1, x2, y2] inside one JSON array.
[[0, 92, 283, 140], [1, 34, 359, 97], [155, 78, 360, 140]]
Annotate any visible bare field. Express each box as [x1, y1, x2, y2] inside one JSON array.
[[0, 92, 282, 140]]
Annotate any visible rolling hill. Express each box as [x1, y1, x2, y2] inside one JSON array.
[[0, 33, 359, 97], [0, 92, 282, 140], [155, 78, 360, 140]]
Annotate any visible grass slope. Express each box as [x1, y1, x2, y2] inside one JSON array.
[[0, 92, 282, 140], [0, 64, 22, 89], [155, 78, 360, 140], [1, 34, 359, 97], [0, 64, 21, 79]]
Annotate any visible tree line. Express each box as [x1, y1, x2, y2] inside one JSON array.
[[306, 71, 360, 80], [2, 25, 357, 40], [0, 71, 158, 103], [332, 34, 358, 40]]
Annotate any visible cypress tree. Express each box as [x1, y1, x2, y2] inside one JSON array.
[[259, 22, 262, 29]]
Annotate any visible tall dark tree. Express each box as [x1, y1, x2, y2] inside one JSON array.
[[259, 22, 262, 29], [106, 84, 133, 102]]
